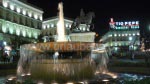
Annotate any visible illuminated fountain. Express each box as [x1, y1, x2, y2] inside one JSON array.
[[56, 2, 68, 42], [16, 2, 117, 83]]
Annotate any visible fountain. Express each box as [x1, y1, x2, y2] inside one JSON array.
[[16, 2, 115, 84], [56, 2, 68, 42]]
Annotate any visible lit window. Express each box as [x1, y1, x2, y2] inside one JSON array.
[[119, 43, 121, 46], [43, 25, 46, 29], [34, 33, 38, 39], [3, 2, 8, 7], [28, 32, 32, 38], [109, 34, 112, 37], [122, 34, 124, 36], [16, 7, 21, 13], [87, 28, 90, 31], [47, 25, 50, 28], [118, 34, 121, 36], [22, 30, 26, 37], [2, 27, 7, 33], [115, 43, 117, 46], [40, 16, 42, 20], [137, 33, 140, 35], [83, 27, 85, 31], [34, 14, 38, 19], [129, 34, 131, 36], [133, 33, 135, 36], [28, 11, 32, 17], [22, 9, 26, 15], [66, 24, 68, 28], [114, 34, 117, 37], [80, 27, 82, 30], [10, 4, 14, 10], [16, 29, 20, 36], [69, 24, 71, 28], [125, 34, 128, 36], [51, 24, 54, 28], [129, 37, 132, 41], [9, 27, 13, 34]]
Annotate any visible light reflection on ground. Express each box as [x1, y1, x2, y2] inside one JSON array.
[[118, 73, 150, 82], [0, 77, 5, 84], [0, 73, 150, 84]]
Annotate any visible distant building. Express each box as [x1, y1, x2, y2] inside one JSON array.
[[100, 18, 140, 56], [41, 16, 92, 42], [0, 0, 43, 46]]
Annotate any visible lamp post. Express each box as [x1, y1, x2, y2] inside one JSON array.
[[129, 36, 134, 60]]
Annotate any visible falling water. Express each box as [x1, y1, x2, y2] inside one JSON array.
[[91, 44, 109, 74], [57, 2, 68, 42], [16, 2, 117, 83]]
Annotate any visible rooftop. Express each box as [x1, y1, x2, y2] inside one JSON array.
[[18, 0, 43, 11], [43, 16, 74, 21]]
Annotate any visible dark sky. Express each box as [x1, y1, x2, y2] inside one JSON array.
[[27, 0, 150, 36]]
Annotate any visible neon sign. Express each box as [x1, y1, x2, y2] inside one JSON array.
[[109, 18, 139, 30]]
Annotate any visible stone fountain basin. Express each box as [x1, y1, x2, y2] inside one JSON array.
[[20, 42, 100, 52], [18, 42, 103, 83]]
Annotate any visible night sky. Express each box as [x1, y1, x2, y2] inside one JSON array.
[[27, 0, 150, 36]]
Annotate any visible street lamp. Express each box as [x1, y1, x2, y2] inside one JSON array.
[[128, 36, 134, 60]]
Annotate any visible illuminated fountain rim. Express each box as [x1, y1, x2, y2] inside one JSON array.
[[20, 42, 102, 52]]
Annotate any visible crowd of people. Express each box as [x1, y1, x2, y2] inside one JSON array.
[[0, 48, 18, 63]]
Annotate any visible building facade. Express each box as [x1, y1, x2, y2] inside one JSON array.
[[100, 18, 141, 56], [41, 16, 93, 42], [0, 0, 43, 45]]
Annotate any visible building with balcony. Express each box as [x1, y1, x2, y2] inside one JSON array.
[[0, 0, 43, 49]]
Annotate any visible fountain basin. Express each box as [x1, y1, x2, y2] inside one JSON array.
[[17, 42, 102, 83], [20, 42, 99, 52], [31, 59, 96, 83]]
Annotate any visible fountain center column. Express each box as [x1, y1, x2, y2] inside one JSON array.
[[57, 2, 68, 42]]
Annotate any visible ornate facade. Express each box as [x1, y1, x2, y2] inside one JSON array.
[[0, 0, 43, 45], [41, 16, 93, 42]]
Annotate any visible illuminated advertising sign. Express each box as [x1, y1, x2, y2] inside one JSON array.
[[109, 18, 139, 30]]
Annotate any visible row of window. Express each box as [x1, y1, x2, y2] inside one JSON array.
[[108, 32, 140, 37], [42, 23, 72, 29], [0, 24, 39, 39], [42, 23, 90, 31], [103, 36, 140, 42], [108, 41, 140, 47], [0, 9, 41, 29], [76, 27, 90, 31], [2, 0, 43, 21]]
